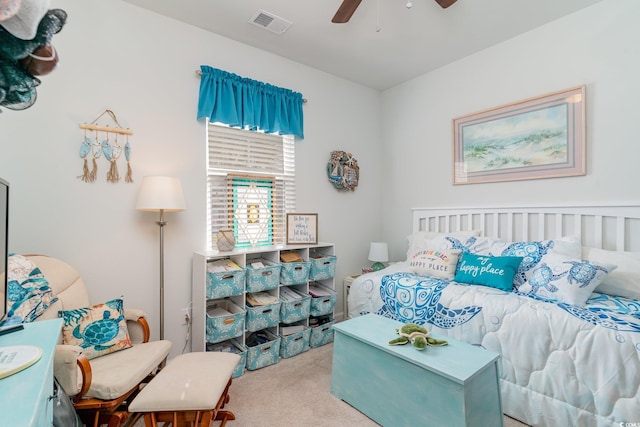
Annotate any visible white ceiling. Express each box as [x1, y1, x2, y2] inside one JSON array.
[[121, 0, 603, 91]]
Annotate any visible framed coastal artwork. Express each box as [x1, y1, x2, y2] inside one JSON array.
[[453, 86, 585, 185]]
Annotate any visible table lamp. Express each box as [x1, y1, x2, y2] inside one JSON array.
[[368, 242, 389, 271]]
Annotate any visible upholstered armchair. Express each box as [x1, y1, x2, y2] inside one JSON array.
[[29, 255, 172, 427]]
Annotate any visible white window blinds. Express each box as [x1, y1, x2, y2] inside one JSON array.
[[207, 123, 296, 250]]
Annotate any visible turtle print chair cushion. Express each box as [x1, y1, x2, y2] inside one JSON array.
[[408, 249, 462, 280], [59, 298, 133, 360], [453, 253, 524, 292], [6, 253, 59, 323], [517, 252, 617, 306]]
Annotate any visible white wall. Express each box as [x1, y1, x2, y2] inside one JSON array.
[[381, 0, 640, 261], [0, 0, 383, 357]]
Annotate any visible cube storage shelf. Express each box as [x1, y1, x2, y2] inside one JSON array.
[[192, 243, 336, 375]]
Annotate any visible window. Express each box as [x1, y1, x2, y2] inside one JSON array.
[[207, 123, 296, 250]]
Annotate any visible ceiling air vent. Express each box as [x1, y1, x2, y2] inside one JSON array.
[[249, 9, 292, 35]]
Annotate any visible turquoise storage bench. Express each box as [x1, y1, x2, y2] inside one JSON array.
[[246, 261, 281, 292], [245, 301, 281, 332], [246, 330, 281, 371], [309, 255, 337, 280], [279, 291, 311, 324], [205, 299, 245, 344], [206, 268, 245, 299], [279, 325, 311, 359], [206, 338, 248, 378], [331, 314, 503, 427], [310, 319, 335, 348], [280, 261, 310, 285]]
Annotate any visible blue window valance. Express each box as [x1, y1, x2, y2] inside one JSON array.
[[197, 66, 304, 139]]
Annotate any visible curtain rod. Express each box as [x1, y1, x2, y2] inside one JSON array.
[[195, 70, 307, 103]]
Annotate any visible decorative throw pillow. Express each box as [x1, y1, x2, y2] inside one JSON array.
[[582, 247, 640, 300], [59, 298, 132, 360], [406, 230, 480, 260], [6, 253, 58, 322], [453, 252, 523, 292], [408, 249, 461, 280], [518, 252, 616, 306]]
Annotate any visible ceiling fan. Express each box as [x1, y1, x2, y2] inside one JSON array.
[[332, 0, 458, 23]]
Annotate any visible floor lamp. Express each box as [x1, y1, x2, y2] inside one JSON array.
[[136, 176, 186, 340]]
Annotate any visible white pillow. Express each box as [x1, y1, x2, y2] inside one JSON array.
[[518, 252, 616, 306], [406, 230, 480, 261], [582, 247, 640, 300], [408, 249, 462, 280]]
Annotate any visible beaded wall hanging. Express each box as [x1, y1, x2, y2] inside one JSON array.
[[78, 110, 133, 183]]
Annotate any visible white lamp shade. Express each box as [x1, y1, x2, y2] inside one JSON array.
[[368, 242, 389, 262], [136, 176, 186, 212]]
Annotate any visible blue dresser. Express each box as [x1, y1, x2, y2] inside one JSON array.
[[0, 319, 62, 426], [331, 314, 503, 427]]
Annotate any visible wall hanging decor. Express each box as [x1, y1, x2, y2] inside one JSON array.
[[453, 85, 585, 185], [327, 150, 359, 191], [78, 110, 133, 183]]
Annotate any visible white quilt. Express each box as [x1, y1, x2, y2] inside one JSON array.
[[348, 263, 640, 427]]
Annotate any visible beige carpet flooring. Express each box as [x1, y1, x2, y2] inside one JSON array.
[[200, 342, 529, 427]]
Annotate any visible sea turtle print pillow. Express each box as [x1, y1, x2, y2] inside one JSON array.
[[59, 298, 132, 360]]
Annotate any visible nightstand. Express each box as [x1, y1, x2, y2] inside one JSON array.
[[343, 274, 360, 320]]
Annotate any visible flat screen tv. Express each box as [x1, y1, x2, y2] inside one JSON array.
[[0, 177, 8, 324]]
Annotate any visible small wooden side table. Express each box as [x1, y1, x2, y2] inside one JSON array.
[[342, 274, 360, 320]]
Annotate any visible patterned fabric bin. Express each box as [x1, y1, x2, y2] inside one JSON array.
[[279, 327, 311, 359], [310, 320, 335, 348], [309, 255, 337, 281], [206, 268, 245, 299], [246, 302, 281, 332], [309, 284, 336, 317], [246, 262, 281, 292], [280, 261, 310, 285], [205, 299, 245, 344], [280, 292, 311, 324], [246, 330, 281, 371], [206, 338, 247, 378]]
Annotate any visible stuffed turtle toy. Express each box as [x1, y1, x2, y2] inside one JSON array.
[[388, 322, 448, 351]]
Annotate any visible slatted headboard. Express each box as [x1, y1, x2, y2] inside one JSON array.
[[412, 204, 640, 252]]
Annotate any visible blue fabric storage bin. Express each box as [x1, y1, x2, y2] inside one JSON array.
[[280, 261, 310, 285], [246, 301, 281, 332], [246, 330, 281, 371], [279, 292, 311, 324], [310, 320, 335, 348], [206, 268, 245, 299], [309, 289, 336, 317], [206, 338, 247, 378], [205, 299, 245, 344], [309, 255, 337, 281], [279, 327, 311, 359], [246, 262, 281, 292]]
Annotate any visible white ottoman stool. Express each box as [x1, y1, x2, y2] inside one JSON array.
[[129, 352, 240, 427]]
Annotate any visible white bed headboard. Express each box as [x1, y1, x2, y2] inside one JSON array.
[[412, 204, 640, 252]]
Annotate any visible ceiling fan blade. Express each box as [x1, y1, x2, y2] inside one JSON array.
[[435, 0, 457, 8], [332, 0, 363, 23]]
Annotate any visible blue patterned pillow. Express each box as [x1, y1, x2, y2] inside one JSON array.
[[59, 298, 132, 360], [6, 254, 58, 323], [518, 253, 616, 306], [454, 252, 523, 291]]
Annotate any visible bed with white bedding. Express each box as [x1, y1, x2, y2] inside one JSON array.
[[348, 205, 640, 427]]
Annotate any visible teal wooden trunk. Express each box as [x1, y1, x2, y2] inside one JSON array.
[[331, 314, 503, 427]]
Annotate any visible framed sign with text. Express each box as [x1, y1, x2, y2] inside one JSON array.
[[286, 213, 318, 244]]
